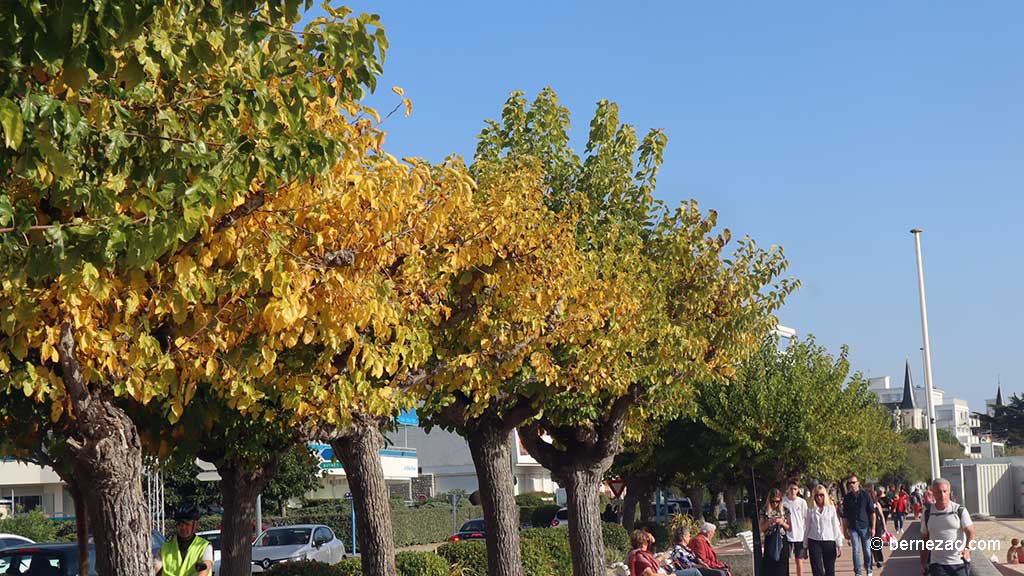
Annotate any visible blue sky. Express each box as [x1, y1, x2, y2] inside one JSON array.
[[306, 2, 1024, 411]]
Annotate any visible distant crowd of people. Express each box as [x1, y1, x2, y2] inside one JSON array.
[[626, 476, 974, 576]]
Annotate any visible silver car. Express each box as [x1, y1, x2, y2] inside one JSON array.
[[250, 525, 345, 573]]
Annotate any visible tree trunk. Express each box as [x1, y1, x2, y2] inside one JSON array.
[[565, 469, 606, 576], [724, 485, 738, 524], [69, 479, 90, 576], [219, 459, 273, 576], [331, 423, 396, 576], [687, 483, 705, 522], [623, 476, 651, 530], [467, 427, 524, 576], [59, 320, 151, 576], [68, 404, 151, 576]]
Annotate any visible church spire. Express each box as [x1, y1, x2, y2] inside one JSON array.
[[996, 376, 1003, 407], [899, 359, 916, 410]]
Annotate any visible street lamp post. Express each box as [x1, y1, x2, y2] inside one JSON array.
[[911, 228, 941, 482]]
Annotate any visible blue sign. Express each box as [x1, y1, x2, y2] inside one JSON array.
[[396, 409, 419, 426]]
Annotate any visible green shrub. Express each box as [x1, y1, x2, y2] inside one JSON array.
[[530, 505, 560, 528], [436, 541, 488, 576], [265, 560, 348, 576], [515, 492, 551, 507], [395, 551, 448, 576], [54, 520, 77, 542], [0, 510, 58, 542], [601, 522, 630, 555], [259, 504, 483, 548], [334, 559, 361, 576], [520, 539, 556, 576], [520, 528, 570, 567]]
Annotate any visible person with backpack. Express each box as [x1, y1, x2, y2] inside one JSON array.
[[920, 478, 976, 576]]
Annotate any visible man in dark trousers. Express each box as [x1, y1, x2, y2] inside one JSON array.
[[841, 475, 875, 576]]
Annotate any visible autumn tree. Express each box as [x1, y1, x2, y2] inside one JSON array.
[[472, 91, 794, 576], [0, 2, 387, 575]]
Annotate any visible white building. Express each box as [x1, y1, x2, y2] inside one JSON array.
[[869, 361, 984, 457], [0, 459, 76, 519], [397, 426, 557, 497]]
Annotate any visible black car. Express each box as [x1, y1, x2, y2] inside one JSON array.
[[1, 531, 165, 576], [0, 543, 97, 576], [447, 519, 486, 543]]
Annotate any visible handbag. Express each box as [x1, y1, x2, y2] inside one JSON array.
[[764, 525, 784, 562]]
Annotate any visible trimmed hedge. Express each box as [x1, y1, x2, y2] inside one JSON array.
[[278, 554, 446, 576], [436, 541, 488, 576], [520, 528, 570, 567], [396, 551, 449, 576], [602, 522, 630, 556], [529, 505, 560, 528], [262, 504, 484, 548], [266, 560, 347, 576]]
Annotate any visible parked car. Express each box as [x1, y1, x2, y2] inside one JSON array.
[[448, 519, 486, 542], [550, 508, 569, 528], [0, 536, 34, 552], [250, 525, 345, 573], [196, 531, 221, 576], [0, 543, 97, 576]]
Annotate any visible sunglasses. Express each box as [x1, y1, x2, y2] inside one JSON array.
[[814, 494, 826, 498], [771, 499, 782, 504]]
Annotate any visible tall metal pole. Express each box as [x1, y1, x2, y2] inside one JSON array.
[[911, 228, 941, 481]]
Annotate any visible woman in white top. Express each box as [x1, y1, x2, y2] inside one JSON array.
[[804, 484, 843, 576]]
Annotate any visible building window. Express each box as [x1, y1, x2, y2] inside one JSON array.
[[970, 446, 982, 454], [13, 495, 42, 513]]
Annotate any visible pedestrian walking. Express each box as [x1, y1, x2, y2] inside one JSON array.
[[920, 478, 976, 576], [761, 488, 793, 576], [840, 475, 876, 576], [870, 488, 886, 569], [892, 486, 909, 533], [804, 484, 843, 576], [783, 481, 809, 576], [911, 488, 923, 520]]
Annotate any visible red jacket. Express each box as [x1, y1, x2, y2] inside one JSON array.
[[691, 534, 728, 570], [893, 493, 909, 513], [628, 548, 661, 576]]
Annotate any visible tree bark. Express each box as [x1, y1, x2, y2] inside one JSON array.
[[565, 469, 607, 576], [69, 480, 91, 576], [687, 483, 705, 522], [724, 485, 738, 524], [331, 422, 396, 576], [466, 426, 524, 576], [59, 322, 151, 576], [623, 475, 652, 530], [218, 458, 276, 576]]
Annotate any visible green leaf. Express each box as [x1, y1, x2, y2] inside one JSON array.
[[0, 195, 12, 227], [0, 98, 24, 150]]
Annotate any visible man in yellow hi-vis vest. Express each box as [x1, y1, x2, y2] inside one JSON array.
[[157, 503, 212, 576]]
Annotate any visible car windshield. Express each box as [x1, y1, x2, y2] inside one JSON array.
[[256, 529, 311, 547], [201, 534, 221, 551], [459, 520, 484, 532], [555, 510, 568, 520], [0, 551, 65, 576]]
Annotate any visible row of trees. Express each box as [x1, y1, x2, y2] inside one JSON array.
[[1, 3, 794, 576], [612, 336, 906, 528]]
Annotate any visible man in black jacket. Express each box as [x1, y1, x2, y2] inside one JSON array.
[[841, 475, 876, 576]]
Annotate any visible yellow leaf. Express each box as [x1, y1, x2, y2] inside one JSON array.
[[391, 86, 405, 97]]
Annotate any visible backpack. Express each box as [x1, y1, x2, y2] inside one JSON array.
[[923, 502, 970, 567]]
